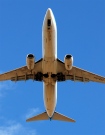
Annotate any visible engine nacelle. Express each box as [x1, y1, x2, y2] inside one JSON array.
[[64, 54, 73, 70], [26, 54, 35, 70]]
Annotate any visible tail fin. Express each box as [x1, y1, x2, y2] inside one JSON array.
[[26, 111, 75, 122]]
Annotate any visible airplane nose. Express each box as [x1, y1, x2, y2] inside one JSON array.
[[43, 8, 56, 31], [46, 8, 52, 18], [47, 8, 52, 12]]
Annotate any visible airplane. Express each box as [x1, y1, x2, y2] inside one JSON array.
[[0, 8, 105, 122]]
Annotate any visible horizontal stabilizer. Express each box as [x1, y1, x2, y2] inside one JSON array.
[[52, 111, 75, 122], [26, 111, 48, 122], [26, 111, 75, 122]]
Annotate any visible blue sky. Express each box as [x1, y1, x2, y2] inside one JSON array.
[[0, 0, 105, 135]]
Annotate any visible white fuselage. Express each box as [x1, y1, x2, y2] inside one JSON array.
[[42, 9, 57, 117]]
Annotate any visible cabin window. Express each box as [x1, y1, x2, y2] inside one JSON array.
[[47, 19, 51, 26]]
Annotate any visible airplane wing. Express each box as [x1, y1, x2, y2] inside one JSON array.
[[57, 59, 105, 83], [0, 59, 43, 82]]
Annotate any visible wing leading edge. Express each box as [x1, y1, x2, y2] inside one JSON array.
[[57, 59, 105, 83]]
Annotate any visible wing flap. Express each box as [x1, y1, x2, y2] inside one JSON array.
[[66, 74, 89, 82]]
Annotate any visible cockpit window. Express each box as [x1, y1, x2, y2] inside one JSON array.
[[47, 19, 51, 27]]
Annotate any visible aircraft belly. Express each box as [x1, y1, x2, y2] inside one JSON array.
[[42, 29, 57, 74], [42, 59, 57, 74], [43, 30, 57, 59], [43, 83, 57, 117], [42, 9, 57, 118]]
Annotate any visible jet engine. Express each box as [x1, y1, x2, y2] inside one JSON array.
[[26, 54, 35, 70], [64, 54, 73, 70]]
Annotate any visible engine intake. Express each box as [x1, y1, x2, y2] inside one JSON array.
[[26, 54, 35, 70], [64, 54, 73, 70]]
